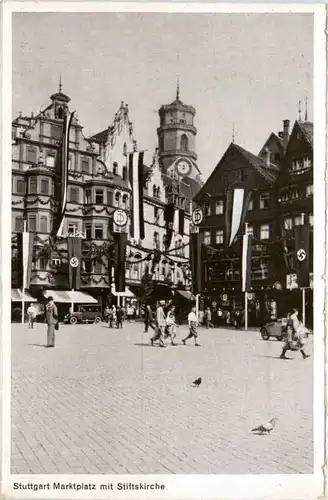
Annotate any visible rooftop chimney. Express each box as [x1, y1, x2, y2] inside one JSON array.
[[283, 119, 290, 151]]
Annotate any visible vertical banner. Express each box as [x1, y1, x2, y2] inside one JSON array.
[[225, 189, 251, 246], [22, 231, 35, 290], [190, 232, 202, 295], [164, 204, 175, 250], [53, 111, 75, 238], [114, 233, 127, 292], [242, 233, 252, 292], [67, 237, 82, 290], [295, 224, 310, 287], [128, 152, 144, 241], [178, 209, 185, 236]]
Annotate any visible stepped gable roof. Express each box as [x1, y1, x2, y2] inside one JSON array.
[[298, 121, 313, 146]]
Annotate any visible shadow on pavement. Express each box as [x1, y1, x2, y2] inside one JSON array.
[[27, 343, 48, 348], [258, 355, 292, 360]]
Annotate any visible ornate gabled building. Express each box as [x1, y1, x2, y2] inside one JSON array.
[[192, 114, 313, 326], [11, 84, 203, 313]]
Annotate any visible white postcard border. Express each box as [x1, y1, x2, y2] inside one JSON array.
[[1, 3, 326, 499]]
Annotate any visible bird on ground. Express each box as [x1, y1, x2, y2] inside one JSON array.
[[251, 418, 278, 435], [192, 377, 202, 387]]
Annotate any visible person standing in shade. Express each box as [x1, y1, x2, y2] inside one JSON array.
[[150, 301, 166, 347], [27, 303, 36, 329], [45, 296, 58, 348], [182, 306, 200, 346]]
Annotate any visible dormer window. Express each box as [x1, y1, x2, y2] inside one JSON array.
[[113, 162, 118, 175], [57, 107, 64, 119]]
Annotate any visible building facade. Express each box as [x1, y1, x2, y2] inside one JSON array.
[[11, 85, 203, 311]]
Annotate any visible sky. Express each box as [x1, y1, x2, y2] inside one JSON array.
[[12, 12, 313, 181]]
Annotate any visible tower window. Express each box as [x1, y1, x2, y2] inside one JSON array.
[[180, 134, 188, 151], [57, 107, 64, 119]]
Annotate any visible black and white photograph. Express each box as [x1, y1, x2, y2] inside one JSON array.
[[1, 3, 326, 499]]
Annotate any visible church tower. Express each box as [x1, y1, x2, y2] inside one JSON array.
[[157, 82, 199, 180]]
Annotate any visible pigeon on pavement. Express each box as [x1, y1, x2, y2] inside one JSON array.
[[251, 418, 278, 435], [192, 377, 202, 387]]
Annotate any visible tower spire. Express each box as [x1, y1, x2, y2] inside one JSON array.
[[298, 100, 302, 121], [305, 97, 308, 121], [176, 79, 180, 100], [59, 74, 62, 93], [232, 124, 235, 144]]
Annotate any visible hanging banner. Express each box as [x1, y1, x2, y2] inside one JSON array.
[[114, 233, 127, 292], [190, 232, 202, 295], [295, 224, 310, 287], [242, 233, 252, 292], [67, 237, 82, 290]]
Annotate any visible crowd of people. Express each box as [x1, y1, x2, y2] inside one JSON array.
[[24, 297, 311, 360]]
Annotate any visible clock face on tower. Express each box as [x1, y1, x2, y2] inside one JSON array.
[[176, 158, 192, 176]]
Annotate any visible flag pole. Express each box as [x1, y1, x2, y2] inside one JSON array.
[[300, 212, 306, 326], [244, 222, 248, 331], [21, 220, 27, 325]]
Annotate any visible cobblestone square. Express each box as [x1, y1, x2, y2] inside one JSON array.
[[11, 321, 313, 474]]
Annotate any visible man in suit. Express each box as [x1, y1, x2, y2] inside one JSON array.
[[150, 301, 166, 347], [45, 296, 58, 348]]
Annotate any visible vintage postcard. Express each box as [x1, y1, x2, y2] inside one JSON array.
[[1, 2, 326, 499]]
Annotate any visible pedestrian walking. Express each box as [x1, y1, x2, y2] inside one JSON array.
[[104, 306, 110, 322], [144, 304, 155, 333], [27, 303, 36, 329], [182, 306, 200, 346], [280, 309, 310, 360], [150, 301, 166, 347], [165, 306, 178, 346], [234, 309, 242, 329], [45, 296, 58, 348], [204, 307, 214, 329]]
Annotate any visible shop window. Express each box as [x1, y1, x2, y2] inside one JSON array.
[[15, 217, 24, 232], [85, 189, 92, 204], [204, 231, 211, 245], [40, 179, 50, 195], [284, 218, 293, 230], [84, 224, 92, 239], [215, 230, 223, 244], [104, 190, 111, 206], [294, 215, 303, 226], [180, 134, 188, 151], [95, 225, 103, 240], [28, 215, 36, 232], [81, 158, 90, 174], [260, 192, 270, 209], [69, 187, 79, 203], [26, 146, 37, 163], [29, 177, 37, 193], [40, 215, 48, 233], [16, 179, 25, 194], [215, 200, 223, 215], [94, 260, 102, 273], [306, 184, 313, 197], [260, 224, 270, 240], [46, 154, 55, 167]]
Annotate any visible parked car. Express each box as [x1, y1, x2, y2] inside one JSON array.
[[260, 318, 288, 341], [63, 304, 102, 325]]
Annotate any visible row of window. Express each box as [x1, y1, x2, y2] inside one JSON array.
[[280, 184, 313, 202], [24, 145, 93, 173], [284, 214, 313, 230], [291, 156, 312, 172]]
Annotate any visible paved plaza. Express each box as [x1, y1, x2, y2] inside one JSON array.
[[11, 321, 313, 475]]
